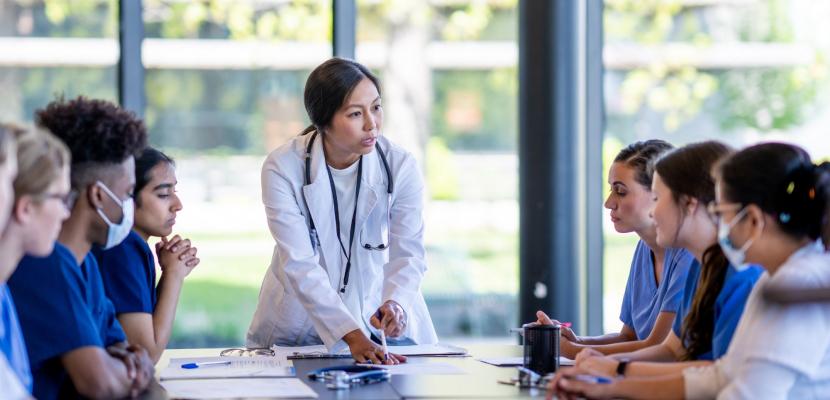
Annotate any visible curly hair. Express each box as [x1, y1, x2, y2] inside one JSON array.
[[35, 96, 147, 189], [36, 96, 146, 165]]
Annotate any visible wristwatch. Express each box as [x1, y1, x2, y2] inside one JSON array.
[[616, 358, 630, 376]]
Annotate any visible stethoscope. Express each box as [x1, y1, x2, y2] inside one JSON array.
[[301, 130, 394, 294], [307, 365, 390, 390]]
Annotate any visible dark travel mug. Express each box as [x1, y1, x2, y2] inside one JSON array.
[[522, 325, 560, 374]]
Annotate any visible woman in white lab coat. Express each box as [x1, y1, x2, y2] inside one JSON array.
[[248, 58, 438, 364]]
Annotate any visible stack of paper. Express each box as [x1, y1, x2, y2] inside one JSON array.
[[274, 343, 468, 359], [161, 378, 318, 399], [476, 356, 575, 367], [160, 356, 294, 380]]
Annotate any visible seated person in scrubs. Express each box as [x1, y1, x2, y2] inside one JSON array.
[[0, 124, 24, 398], [532, 140, 695, 358], [1, 126, 71, 399], [553, 141, 762, 382], [552, 143, 830, 399], [94, 147, 199, 363], [7, 97, 154, 399]]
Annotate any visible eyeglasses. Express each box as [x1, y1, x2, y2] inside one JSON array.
[[36, 191, 77, 209], [219, 347, 275, 357], [706, 201, 742, 218]]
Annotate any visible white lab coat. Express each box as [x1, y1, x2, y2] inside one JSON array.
[[247, 132, 438, 350]]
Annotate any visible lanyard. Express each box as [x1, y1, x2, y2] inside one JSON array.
[[324, 156, 363, 293]]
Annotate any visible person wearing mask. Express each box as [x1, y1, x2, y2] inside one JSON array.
[[94, 148, 199, 363], [8, 97, 154, 399], [551, 142, 830, 399]]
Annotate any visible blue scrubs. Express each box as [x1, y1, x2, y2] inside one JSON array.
[[7, 243, 126, 399], [0, 284, 31, 393], [619, 240, 694, 340], [93, 230, 157, 314], [672, 261, 763, 360]]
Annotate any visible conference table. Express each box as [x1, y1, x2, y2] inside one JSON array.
[[144, 343, 553, 399]]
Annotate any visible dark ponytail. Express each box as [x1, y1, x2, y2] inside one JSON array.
[[301, 58, 381, 136], [654, 141, 734, 361], [718, 143, 830, 245]]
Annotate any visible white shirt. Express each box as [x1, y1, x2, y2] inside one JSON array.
[[684, 242, 830, 399], [328, 160, 361, 258]]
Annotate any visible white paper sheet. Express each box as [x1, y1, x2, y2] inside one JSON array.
[[476, 356, 575, 367], [161, 378, 318, 399], [274, 343, 468, 359], [160, 356, 294, 380], [356, 362, 467, 375]]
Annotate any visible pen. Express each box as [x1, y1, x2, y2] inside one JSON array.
[[380, 330, 389, 362], [181, 360, 232, 369], [571, 374, 612, 384]]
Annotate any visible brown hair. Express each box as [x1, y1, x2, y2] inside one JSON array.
[[613, 139, 674, 189], [13, 127, 70, 201], [654, 140, 733, 360]]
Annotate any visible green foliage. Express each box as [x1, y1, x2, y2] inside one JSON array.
[[426, 137, 459, 201]]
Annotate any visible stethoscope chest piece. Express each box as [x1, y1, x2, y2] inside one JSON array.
[[307, 365, 390, 390]]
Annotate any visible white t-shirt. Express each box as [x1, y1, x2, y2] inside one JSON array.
[[328, 160, 361, 264], [0, 353, 29, 400], [683, 241, 830, 399]]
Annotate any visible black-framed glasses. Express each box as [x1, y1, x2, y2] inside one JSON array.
[[219, 347, 275, 357]]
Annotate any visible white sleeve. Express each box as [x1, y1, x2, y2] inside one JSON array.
[[683, 362, 727, 400], [715, 358, 800, 400], [382, 154, 427, 320], [261, 158, 360, 347]]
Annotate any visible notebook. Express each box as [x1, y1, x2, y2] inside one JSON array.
[[160, 356, 295, 380]]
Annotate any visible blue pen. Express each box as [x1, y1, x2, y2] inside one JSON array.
[[181, 360, 232, 369], [571, 374, 612, 384]]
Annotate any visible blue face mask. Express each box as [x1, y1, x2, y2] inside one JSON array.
[[717, 207, 761, 271]]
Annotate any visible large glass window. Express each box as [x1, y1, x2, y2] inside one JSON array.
[[357, 0, 519, 340], [142, 0, 332, 347], [0, 0, 117, 124], [602, 0, 830, 332]]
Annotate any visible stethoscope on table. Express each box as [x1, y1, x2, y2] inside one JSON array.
[[307, 365, 391, 390], [301, 130, 395, 294]]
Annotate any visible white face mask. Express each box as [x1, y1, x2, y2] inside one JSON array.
[[95, 181, 134, 250], [717, 207, 760, 271]]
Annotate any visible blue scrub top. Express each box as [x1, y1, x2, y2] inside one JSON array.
[[8, 243, 126, 400], [672, 261, 762, 360], [619, 240, 694, 340], [0, 284, 32, 393], [93, 230, 157, 314]]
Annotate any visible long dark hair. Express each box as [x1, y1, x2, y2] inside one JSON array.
[[717, 142, 830, 243], [300, 58, 381, 135], [135, 147, 175, 207], [654, 140, 733, 360], [614, 139, 674, 189]]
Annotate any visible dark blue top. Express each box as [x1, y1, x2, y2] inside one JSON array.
[[8, 243, 126, 400], [672, 261, 763, 360], [619, 241, 694, 340], [0, 284, 32, 393], [93, 230, 157, 314]]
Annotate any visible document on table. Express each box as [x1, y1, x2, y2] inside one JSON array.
[[161, 378, 318, 399], [276, 343, 468, 359], [356, 362, 467, 375], [476, 356, 575, 367], [160, 356, 294, 380]]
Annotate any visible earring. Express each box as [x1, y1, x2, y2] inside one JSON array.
[[779, 212, 791, 223]]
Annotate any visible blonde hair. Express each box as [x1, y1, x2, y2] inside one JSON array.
[[0, 124, 21, 164], [13, 127, 71, 201]]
